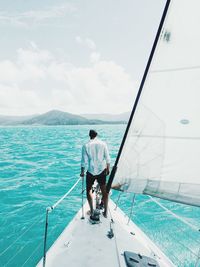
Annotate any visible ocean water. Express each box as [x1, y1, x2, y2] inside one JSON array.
[[0, 125, 199, 267]]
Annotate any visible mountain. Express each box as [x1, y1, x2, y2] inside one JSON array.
[[82, 112, 130, 122], [22, 110, 91, 125], [0, 110, 127, 126]]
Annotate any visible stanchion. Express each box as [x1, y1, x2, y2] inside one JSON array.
[[81, 177, 85, 219]]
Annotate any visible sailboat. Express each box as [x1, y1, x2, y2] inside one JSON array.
[[37, 0, 200, 266]]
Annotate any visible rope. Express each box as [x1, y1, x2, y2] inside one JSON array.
[[51, 177, 81, 210], [148, 196, 200, 232], [0, 215, 44, 257]]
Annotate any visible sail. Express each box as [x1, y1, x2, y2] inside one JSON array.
[[111, 0, 200, 207]]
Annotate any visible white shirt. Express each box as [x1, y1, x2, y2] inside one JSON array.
[[81, 137, 111, 176]]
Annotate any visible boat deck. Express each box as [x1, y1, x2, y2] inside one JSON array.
[[37, 199, 174, 267]]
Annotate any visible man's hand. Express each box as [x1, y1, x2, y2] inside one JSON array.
[[80, 171, 84, 177], [106, 164, 110, 176], [80, 167, 85, 177], [105, 168, 110, 176]]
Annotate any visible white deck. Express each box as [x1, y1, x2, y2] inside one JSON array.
[[37, 199, 175, 267]]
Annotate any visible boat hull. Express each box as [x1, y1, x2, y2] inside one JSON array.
[[37, 199, 174, 267]]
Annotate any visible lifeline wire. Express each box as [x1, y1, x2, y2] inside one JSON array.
[[21, 225, 56, 267], [148, 196, 200, 232], [0, 214, 44, 257]]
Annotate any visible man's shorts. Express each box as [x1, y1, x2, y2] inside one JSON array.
[[86, 170, 106, 191]]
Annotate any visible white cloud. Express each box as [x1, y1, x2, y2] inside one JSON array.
[[90, 52, 101, 63], [0, 45, 137, 115], [75, 36, 96, 50], [0, 4, 76, 27]]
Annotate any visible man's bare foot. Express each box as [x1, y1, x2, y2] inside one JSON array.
[[87, 210, 93, 215], [102, 211, 107, 218]]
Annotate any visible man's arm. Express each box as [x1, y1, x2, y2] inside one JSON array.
[[80, 145, 87, 177]]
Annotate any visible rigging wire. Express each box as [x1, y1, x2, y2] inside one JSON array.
[[162, 213, 200, 246], [2, 178, 81, 266], [9, 225, 55, 267], [137, 214, 200, 247], [21, 241, 43, 267], [116, 193, 199, 266], [1, 179, 79, 264], [135, 196, 200, 248], [134, 216, 184, 266], [21, 226, 56, 267], [135, 198, 200, 246], [4, 246, 24, 267], [148, 196, 200, 232], [5, 214, 60, 267], [0, 215, 44, 257], [133, 196, 200, 264]]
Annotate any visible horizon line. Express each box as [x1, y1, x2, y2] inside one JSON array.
[[0, 109, 130, 117]]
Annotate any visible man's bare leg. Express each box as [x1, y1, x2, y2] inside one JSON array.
[[87, 189, 93, 215], [100, 184, 108, 218]]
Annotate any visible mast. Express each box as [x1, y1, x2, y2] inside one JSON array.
[[107, 0, 171, 193]]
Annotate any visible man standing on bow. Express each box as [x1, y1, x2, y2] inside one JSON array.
[[80, 129, 110, 218]]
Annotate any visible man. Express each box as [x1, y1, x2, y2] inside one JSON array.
[[80, 129, 110, 218]]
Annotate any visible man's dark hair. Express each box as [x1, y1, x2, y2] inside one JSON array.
[[89, 129, 97, 139]]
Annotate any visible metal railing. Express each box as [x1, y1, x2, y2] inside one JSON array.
[[42, 177, 84, 267]]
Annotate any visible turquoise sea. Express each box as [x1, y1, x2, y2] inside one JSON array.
[[0, 125, 199, 267]]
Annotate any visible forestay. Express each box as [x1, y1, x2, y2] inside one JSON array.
[[111, 0, 200, 207]]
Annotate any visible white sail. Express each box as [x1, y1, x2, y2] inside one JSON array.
[[112, 0, 200, 207]]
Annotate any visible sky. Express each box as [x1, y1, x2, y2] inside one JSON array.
[[0, 0, 165, 116]]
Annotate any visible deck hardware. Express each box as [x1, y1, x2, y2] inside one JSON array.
[[148, 263, 156, 266], [129, 257, 139, 263], [107, 228, 114, 239], [124, 251, 160, 267], [64, 241, 70, 247], [107, 219, 114, 239], [81, 178, 85, 219]]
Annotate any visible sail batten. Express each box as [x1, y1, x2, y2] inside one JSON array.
[[110, 0, 200, 207], [151, 65, 200, 73], [128, 135, 200, 140]]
